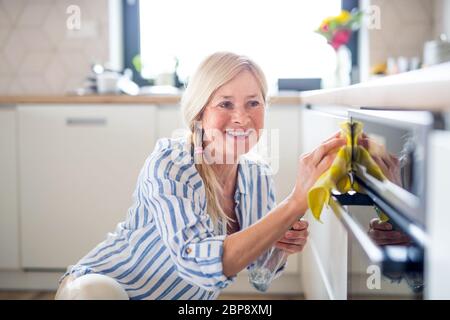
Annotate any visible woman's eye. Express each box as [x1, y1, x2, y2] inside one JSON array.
[[218, 101, 233, 109], [248, 100, 261, 107]]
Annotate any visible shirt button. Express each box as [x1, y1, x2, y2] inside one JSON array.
[[185, 248, 192, 254]]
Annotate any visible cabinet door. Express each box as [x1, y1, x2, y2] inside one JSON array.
[[300, 108, 348, 299], [156, 104, 186, 139], [18, 105, 157, 269], [426, 130, 450, 299], [261, 105, 302, 274], [0, 107, 20, 269], [301, 205, 348, 299]]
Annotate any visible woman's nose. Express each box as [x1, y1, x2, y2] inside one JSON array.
[[231, 106, 250, 125]]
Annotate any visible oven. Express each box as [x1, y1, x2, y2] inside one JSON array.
[[331, 109, 444, 299], [300, 106, 444, 299]]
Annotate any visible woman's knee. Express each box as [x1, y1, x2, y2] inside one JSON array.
[[55, 274, 129, 300]]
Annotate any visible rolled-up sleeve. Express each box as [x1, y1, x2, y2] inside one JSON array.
[[146, 169, 235, 291]]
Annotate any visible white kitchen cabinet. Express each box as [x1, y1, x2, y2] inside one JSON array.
[[300, 107, 348, 299], [301, 204, 348, 299], [263, 105, 302, 274], [156, 104, 186, 139], [18, 105, 157, 269], [0, 107, 20, 269], [426, 130, 450, 299], [8, 102, 303, 293]]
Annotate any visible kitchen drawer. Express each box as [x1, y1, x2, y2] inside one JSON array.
[[18, 105, 157, 269]]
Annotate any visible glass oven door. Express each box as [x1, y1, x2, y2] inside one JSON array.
[[338, 203, 424, 299], [332, 109, 439, 299], [349, 109, 437, 231]]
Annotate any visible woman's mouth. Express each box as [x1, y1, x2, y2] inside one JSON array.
[[225, 129, 252, 139]]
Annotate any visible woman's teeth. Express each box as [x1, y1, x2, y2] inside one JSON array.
[[226, 130, 251, 137]]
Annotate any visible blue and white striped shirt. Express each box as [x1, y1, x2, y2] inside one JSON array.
[[62, 136, 281, 300]]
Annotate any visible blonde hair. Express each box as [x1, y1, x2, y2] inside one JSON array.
[[181, 52, 268, 226]]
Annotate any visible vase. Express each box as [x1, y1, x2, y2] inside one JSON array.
[[334, 45, 352, 87]]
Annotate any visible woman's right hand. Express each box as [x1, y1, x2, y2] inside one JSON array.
[[368, 218, 411, 246], [289, 132, 346, 216]]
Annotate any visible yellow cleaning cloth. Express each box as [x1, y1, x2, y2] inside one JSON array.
[[307, 121, 388, 222]]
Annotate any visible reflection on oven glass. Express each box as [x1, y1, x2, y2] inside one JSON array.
[[358, 132, 405, 188], [359, 124, 418, 196], [348, 206, 424, 300], [368, 217, 424, 294], [368, 218, 411, 246]]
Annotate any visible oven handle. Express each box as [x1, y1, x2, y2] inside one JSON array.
[[329, 197, 384, 264]]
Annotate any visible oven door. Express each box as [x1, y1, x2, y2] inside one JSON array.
[[333, 109, 438, 299], [349, 109, 436, 234], [300, 107, 437, 299], [331, 200, 424, 299]]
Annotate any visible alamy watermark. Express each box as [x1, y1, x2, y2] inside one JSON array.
[[169, 124, 281, 176], [66, 5, 81, 30], [366, 5, 381, 30], [366, 265, 381, 290]]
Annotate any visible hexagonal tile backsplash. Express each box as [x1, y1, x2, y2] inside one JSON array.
[[369, 0, 437, 67], [0, 0, 447, 94], [0, 0, 109, 94]]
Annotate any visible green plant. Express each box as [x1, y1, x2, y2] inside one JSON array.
[[132, 54, 142, 73]]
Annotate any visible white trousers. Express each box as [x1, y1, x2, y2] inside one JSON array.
[[55, 274, 129, 300]]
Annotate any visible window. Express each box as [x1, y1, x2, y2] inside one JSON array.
[[139, 0, 341, 89]]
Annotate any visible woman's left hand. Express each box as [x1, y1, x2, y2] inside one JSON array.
[[275, 220, 309, 254]]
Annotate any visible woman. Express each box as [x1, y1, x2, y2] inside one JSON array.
[[56, 52, 345, 300]]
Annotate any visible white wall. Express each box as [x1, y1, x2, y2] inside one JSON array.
[[433, 0, 450, 39]]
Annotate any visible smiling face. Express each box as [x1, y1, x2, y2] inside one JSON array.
[[201, 69, 265, 164]]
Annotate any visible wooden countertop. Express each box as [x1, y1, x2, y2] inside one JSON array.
[[300, 62, 450, 111], [0, 94, 301, 106], [6, 63, 449, 111]]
